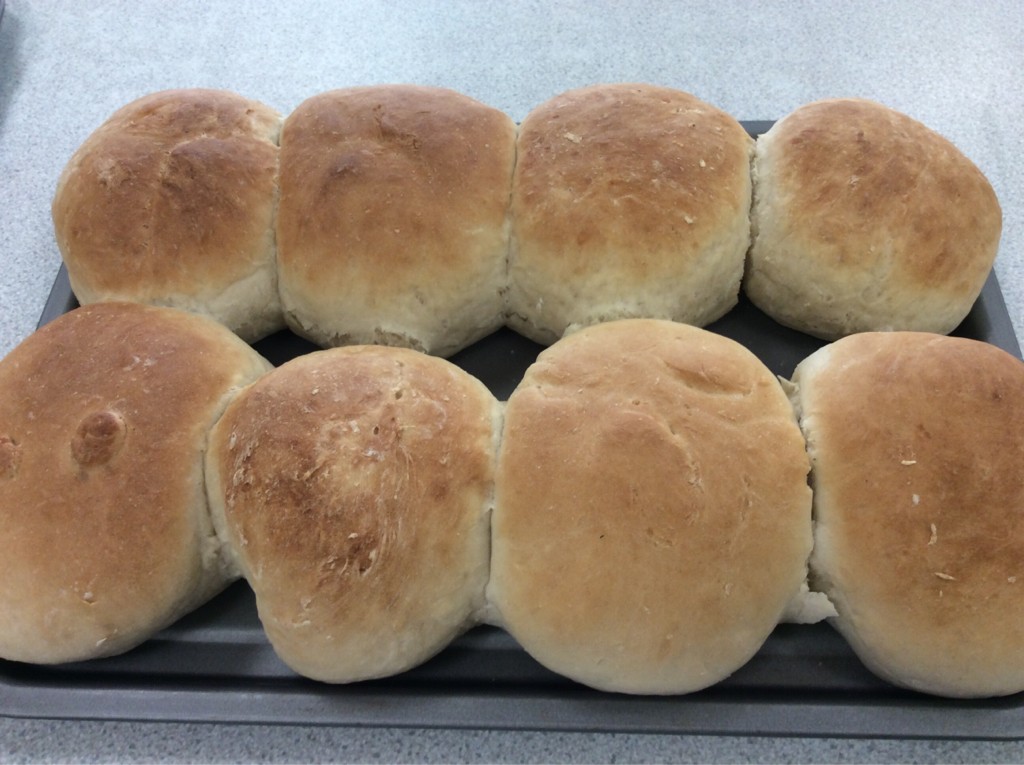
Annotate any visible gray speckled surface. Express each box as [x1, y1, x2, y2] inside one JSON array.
[[1, 1, 1023, 762]]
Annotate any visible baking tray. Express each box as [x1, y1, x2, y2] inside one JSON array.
[[5, 120, 1024, 738]]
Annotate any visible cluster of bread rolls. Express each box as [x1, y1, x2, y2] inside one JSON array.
[[51, 84, 1001, 354], [0, 83, 1018, 700], [1, 300, 1022, 699]]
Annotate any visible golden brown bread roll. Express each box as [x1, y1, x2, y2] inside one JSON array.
[[276, 85, 516, 357], [746, 98, 1002, 340], [0, 302, 271, 664], [507, 84, 754, 345], [794, 331, 1024, 697], [51, 89, 284, 342], [488, 319, 812, 694], [206, 345, 500, 683]]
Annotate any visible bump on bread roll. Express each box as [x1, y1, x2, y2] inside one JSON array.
[[488, 319, 812, 694], [793, 331, 1024, 697], [51, 89, 284, 342], [205, 345, 500, 683], [276, 85, 516, 358], [0, 302, 272, 664], [746, 98, 1002, 340], [507, 84, 754, 345]]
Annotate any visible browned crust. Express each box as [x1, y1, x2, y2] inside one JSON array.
[[0, 302, 271, 663], [52, 89, 281, 325], [490, 319, 811, 694], [797, 332, 1024, 696], [506, 84, 753, 342], [276, 85, 516, 353], [747, 98, 1002, 337], [207, 345, 498, 682], [512, 84, 751, 261]]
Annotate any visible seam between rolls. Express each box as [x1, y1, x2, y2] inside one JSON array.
[[477, 398, 507, 628], [501, 122, 520, 332]]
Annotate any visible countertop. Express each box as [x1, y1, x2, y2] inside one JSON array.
[[1, 1, 1023, 762]]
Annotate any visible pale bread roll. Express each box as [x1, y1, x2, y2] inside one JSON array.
[[51, 89, 284, 342], [507, 84, 754, 345], [794, 331, 1024, 697], [746, 98, 1002, 340], [488, 319, 812, 694], [276, 85, 516, 357], [206, 345, 500, 683], [0, 302, 271, 664]]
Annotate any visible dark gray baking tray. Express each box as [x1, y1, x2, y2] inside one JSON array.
[[5, 120, 1024, 738]]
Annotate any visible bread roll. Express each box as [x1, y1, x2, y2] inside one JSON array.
[[52, 89, 284, 342], [507, 84, 754, 345], [488, 319, 812, 694], [0, 302, 271, 664], [276, 85, 516, 357], [794, 331, 1024, 697], [746, 98, 1002, 340], [206, 345, 499, 683]]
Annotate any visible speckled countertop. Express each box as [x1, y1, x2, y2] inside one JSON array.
[[1, 2, 1023, 762]]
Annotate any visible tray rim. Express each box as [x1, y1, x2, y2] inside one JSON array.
[[3, 673, 1024, 741]]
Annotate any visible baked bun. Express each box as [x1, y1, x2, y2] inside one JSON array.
[[746, 98, 1002, 340], [276, 85, 516, 357], [0, 303, 271, 664], [507, 84, 754, 345], [794, 331, 1024, 697], [52, 89, 284, 342], [206, 345, 499, 683], [488, 319, 812, 694]]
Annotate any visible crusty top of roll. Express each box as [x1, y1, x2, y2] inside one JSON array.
[[52, 89, 283, 342], [746, 98, 1002, 339], [0, 302, 271, 664], [507, 83, 754, 344], [276, 85, 516, 357], [795, 331, 1024, 697], [206, 345, 499, 683], [488, 319, 812, 694]]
